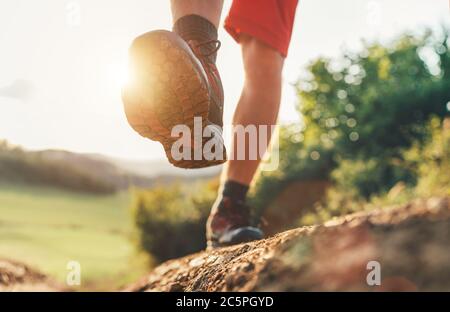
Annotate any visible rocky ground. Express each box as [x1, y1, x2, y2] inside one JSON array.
[[2, 197, 449, 292], [127, 197, 450, 292], [0, 259, 62, 291]]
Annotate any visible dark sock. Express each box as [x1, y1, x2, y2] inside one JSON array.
[[173, 14, 219, 62], [221, 180, 249, 203]]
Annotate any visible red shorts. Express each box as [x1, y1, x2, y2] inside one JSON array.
[[224, 0, 299, 57]]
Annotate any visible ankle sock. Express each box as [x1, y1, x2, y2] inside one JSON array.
[[221, 180, 249, 203]]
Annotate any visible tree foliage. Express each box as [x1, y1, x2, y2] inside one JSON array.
[[252, 27, 450, 210]]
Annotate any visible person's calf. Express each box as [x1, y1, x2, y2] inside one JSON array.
[[225, 36, 285, 185], [241, 35, 284, 87]]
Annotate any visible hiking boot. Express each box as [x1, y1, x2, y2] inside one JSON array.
[[122, 30, 226, 168], [206, 197, 264, 249]]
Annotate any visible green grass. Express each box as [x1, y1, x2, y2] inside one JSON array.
[[0, 183, 148, 290]]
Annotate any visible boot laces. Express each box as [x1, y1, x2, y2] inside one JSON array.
[[221, 198, 251, 227], [194, 39, 222, 57]]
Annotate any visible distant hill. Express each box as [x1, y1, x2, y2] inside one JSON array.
[[0, 140, 220, 194], [89, 154, 221, 179], [36, 149, 156, 190]]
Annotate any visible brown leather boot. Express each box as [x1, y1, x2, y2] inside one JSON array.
[[122, 30, 226, 168]]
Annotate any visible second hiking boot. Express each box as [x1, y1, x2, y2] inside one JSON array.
[[122, 30, 226, 168], [206, 197, 264, 249]]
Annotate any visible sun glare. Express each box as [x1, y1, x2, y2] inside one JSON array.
[[106, 61, 130, 92]]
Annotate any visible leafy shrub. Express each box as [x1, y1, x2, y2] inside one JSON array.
[[300, 117, 450, 225], [330, 156, 415, 199], [404, 117, 450, 197], [130, 180, 217, 263]]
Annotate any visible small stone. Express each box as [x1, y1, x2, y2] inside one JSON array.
[[206, 255, 219, 264], [225, 275, 234, 290], [168, 283, 184, 292], [242, 262, 255, 272], [235, 274, 247, 287], [214, 273, 223, 282], [189, 256, 206, 267], [427, 197, 448, 214]]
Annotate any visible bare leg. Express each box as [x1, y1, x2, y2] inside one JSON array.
[[225, 35, 285, 185], [170, 0, 224, 27]]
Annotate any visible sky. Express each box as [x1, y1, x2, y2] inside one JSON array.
[[0, 0, 448, 160]]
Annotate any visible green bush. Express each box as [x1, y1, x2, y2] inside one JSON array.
[[331, 156, 415, 199], [404, 117, 450, 197], [130, 181, 217, 263], [300, 117, 450, 226]]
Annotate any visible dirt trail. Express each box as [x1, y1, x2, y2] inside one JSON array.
[[127, 197, 450, 292], [0, 259, 62, 291], [2, 197, 449, 292]]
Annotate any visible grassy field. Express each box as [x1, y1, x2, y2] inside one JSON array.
[[0, 183, 148, 290]]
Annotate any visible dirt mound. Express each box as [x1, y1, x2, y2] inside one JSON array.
[[127, 197, 450, 292], [0, 259, 62, 291]]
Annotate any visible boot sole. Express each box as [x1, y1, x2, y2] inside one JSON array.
[[122, 30, 226, 168], [207, 227, 264, 249]]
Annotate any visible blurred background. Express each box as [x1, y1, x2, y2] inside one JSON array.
[[0, 0, 449, 290]]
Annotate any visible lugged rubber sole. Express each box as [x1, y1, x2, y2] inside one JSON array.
[[122, 30, 226, 168], [207, 226, 264, 249]]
